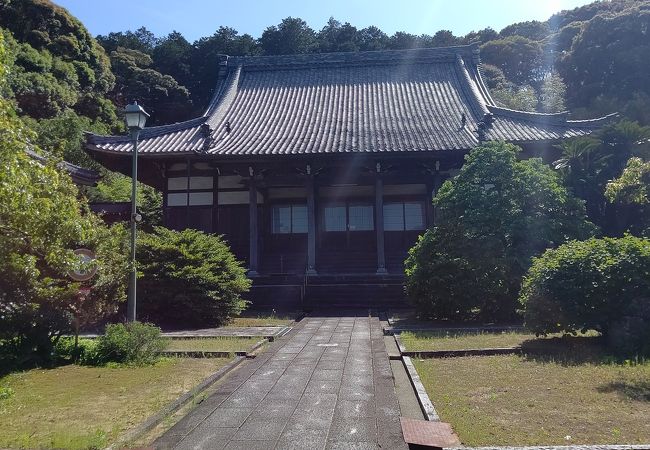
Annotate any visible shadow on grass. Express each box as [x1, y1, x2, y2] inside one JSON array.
[[597, 380, 650, 401], [520, 335, 610, 366]]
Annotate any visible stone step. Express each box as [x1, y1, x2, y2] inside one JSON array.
[[400, 417, 461, 448]]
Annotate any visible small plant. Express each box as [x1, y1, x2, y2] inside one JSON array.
[[95, 322, 167, 365], [0, 386, 14, 400], [53, 337, 99, 365]]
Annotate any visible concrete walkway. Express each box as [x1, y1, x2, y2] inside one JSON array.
[[155, 315, 407, 449]]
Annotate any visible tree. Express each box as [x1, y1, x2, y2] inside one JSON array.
[[259, 17, 317, 55], [108, 47, 192, 125], [0, 39, 127, 366], [88, 172, 162, 231], [357, 26, 389, 51], [96, 26, 158, 55], [463, 27, 498, 45], [388, 32, 432, 50], [605, 157, 650, 236], [538, 72, 567, 113], [553, 121, 650, 228], [545, 21, 584, 55], [606, 157, 650, 206], [189, 27, 258, 111], [0, 0, 116, 115], [558, 4, 650, 114], [151, 31, 192, 88], [317, 18, 359, 53], [491, 84, 538, 111], [480, 64, 508, 90], [548, 0, 639, 31], [405, 141, 595, 321], [22, 109, 112, 167], [431, 30, 459, 47], [480, 36, 546, 86], [499, 20, 550, 41]]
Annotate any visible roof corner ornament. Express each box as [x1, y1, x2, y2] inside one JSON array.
[[475, 112, 494, 144], [217, 54, 229, 79], [471, 44, 481, 65], [482, 112, 494, 124], [200, 123, 213, 153], [476, 121, 487, 143], [460, 113, 466, 129], [225, 121, 232, 134]]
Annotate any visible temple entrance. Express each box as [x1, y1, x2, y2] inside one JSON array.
[[317, 201, 377, 273]]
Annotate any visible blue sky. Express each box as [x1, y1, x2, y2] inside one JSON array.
[[55, 0, 593, 41]]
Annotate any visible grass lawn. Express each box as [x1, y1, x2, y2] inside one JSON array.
[[228, 313, 296, 327], [0, 358, 232, 449], [399, 329, 597, 352], [400, 330, 538, 351], [166, 337, 263, 352], [413, 348, 650, 445]]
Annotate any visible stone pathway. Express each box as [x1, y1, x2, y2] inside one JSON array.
[[155, 315, 407, 449]]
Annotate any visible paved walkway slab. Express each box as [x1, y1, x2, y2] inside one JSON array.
[[154, 315, 407, 449], [163, 326, 288, 338]]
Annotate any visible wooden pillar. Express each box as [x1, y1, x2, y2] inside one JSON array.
[[430, 161, 442, 226], [375, 163, 387, 274], [185, 158, 191, 229], [248, 167, 259, 277], [212, 168, 219, 234], [425, 181, 435, 227], [306, 167, 317, 275]]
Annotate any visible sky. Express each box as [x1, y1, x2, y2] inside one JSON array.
[[55, 0, 594, 41]]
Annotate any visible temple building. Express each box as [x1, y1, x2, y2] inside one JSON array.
[[85, 44, 612, 306]]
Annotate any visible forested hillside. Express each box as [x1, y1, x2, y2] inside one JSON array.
[[1, 0, 649, 216], [89, 0, 650, 124]]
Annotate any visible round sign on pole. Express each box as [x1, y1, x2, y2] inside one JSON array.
[[68, 248, 98, 282]]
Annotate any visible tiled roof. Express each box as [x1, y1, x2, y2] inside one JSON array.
[[27, 150, 100, 186], [86, 44, 615, 157]]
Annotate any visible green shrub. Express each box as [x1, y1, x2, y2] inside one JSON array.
[[53, 337, 99, 365], [95, 322, 166, 365], [137, 227, 250, 328], [520, 236, 650, 355], [405, 142, 595, 321]]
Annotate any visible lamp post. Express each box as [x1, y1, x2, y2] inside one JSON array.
[[124, 102, 149, 323]]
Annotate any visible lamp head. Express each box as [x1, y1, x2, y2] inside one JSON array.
[[124, 101, 150, 130]]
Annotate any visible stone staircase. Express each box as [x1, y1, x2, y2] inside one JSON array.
[[304, 273, 407, 311], [247, 272, 407, 312]]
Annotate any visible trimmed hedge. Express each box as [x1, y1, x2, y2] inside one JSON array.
[[520, 236, 650, 355], [137, 227, 250, 328]]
